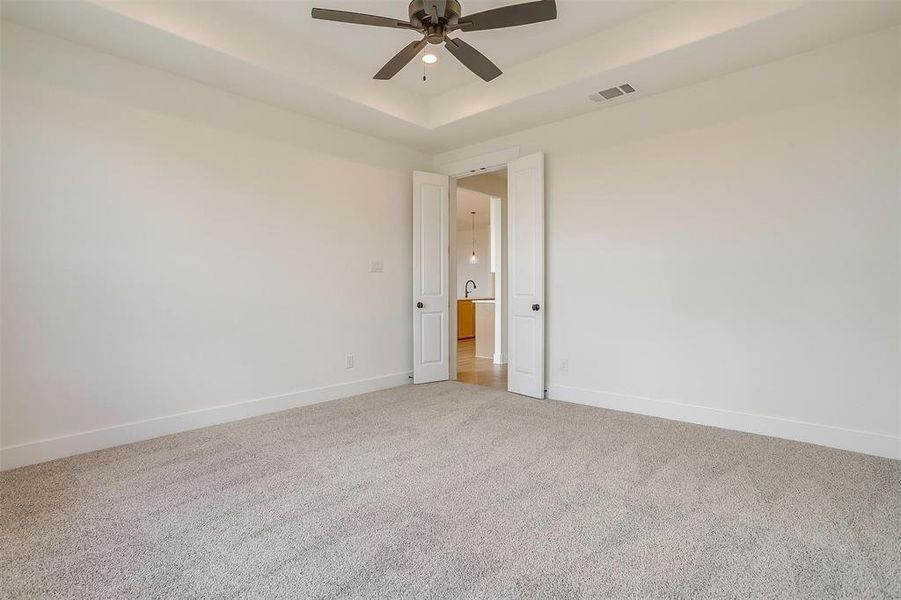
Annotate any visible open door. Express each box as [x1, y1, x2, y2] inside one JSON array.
[[412, 171, 450, 384], [507, 153, 545, 398]]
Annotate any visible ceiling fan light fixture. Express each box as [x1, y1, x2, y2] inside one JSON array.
[[422, 53, 438, 64]]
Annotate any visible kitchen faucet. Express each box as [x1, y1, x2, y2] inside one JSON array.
[[465, 280, 477, 298]]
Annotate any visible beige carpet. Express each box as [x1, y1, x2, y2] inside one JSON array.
[[2, 381, 899, 598]]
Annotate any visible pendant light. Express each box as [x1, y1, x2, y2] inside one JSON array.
[[469, 211, 479, 265]]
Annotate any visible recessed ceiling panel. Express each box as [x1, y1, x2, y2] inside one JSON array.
[[231, 1, 667, 96]]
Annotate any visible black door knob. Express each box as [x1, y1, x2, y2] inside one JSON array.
[[532, 303, 540, 311], [416, 302, 424, 308]]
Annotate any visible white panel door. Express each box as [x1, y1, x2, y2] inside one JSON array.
[[507, 153, 545, 398], [413, 171, 450, 384]]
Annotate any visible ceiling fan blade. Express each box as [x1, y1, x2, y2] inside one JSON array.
[[374, 38, 428, 80], [444, 37, 502, 82], [311, 8, 413, 29], [459, 0, 557, 32]]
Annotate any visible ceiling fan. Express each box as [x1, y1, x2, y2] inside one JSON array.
[[311, 1, 557, 82]]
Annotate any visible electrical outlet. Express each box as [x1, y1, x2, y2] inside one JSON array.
[[560, 359, 569, 372], [345, 354, 354, 369], [370, 259, 384, 273]]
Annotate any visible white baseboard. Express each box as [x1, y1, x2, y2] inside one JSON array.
[[1, 372, 412, 471], [493, 352, 507, 365], [547, 384, 900, 461]]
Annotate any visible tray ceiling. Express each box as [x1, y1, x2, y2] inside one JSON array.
[[3, 0, 899, 153]]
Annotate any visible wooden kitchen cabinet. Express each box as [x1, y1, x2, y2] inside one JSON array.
[[457, 299, 475, 340]]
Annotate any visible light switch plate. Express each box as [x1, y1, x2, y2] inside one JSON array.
[[370, 260, 384, 273]]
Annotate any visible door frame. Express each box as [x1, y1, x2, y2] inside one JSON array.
[[433, 147, 545, 394]]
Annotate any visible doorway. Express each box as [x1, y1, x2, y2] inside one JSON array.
[[455, 171, 507, 390], [412, 151, 545, 399]]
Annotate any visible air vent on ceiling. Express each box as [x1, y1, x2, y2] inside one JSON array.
[[589, 84, 637, 103]]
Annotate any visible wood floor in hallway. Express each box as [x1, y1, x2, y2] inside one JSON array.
[[456, 338, 507, 390]]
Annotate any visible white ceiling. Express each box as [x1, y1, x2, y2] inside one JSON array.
[[456, 187, 493, 229], [3, 1, 900, 153]]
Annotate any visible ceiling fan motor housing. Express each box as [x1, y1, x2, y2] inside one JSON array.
[[409, 0, 462, 42]]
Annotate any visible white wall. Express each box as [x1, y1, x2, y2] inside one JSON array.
[[456, 226, 491, 299], [436, 27, 901, 458], [0, 23, 428, 467]]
